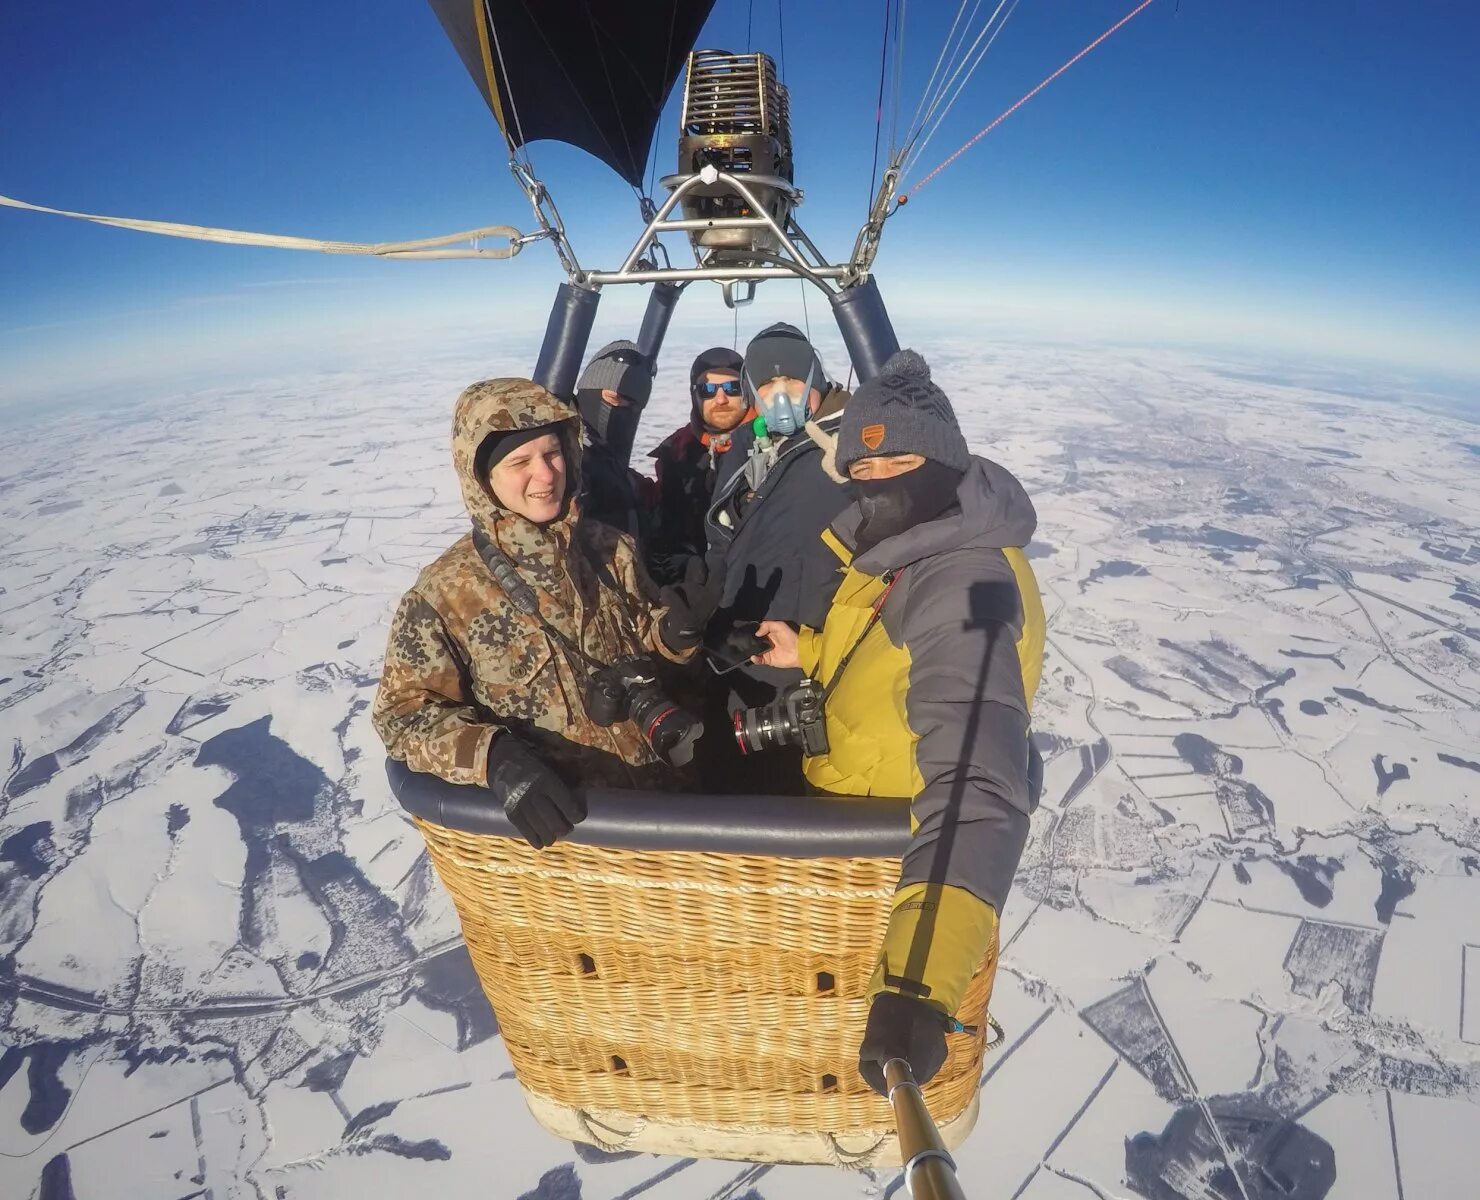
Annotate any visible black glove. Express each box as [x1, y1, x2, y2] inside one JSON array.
[[658, 558, 726, 653], [486, 735, 586, 849], [857, 991, 949, 1097], [646, 549, 700, 588]]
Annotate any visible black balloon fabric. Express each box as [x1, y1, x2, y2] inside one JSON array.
[[426, 0, 718, 187]]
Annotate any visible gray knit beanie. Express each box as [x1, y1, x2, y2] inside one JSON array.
[[835, 349, 970, 473], [742, 323, 827, 397], [576, 340, 654, 407]]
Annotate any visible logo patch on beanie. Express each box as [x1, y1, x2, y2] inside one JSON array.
[[862, 423, 886, 451]]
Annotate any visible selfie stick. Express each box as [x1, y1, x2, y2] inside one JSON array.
[[884, 1058, 967, 1200]]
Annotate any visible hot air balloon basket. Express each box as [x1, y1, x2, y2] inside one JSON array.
[[414, 817, 996, 1165]]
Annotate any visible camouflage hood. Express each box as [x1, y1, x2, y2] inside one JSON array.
[[451, 378, 584, 590]]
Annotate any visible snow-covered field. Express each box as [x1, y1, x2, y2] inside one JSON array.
[[2, 334, 1477, 1198]]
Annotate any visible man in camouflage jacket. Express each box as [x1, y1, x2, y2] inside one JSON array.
[[372, 378, 700, 842]]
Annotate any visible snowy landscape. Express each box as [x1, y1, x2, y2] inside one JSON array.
[[2, 333, 1477, 1199]]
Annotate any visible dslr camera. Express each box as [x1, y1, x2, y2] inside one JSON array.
[[733, 677, 829, 757], [586, 657, 704, 767]]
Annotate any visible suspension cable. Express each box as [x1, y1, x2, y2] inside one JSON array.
[[904, 0, 1013, 166], [904, 0, 1021, 178], [777, 0, 788, 82], [888, 0, 908, 162], [646, 0, 681, 201], [908, 0, 996, 155], [900, 0, 974, 158], [903, 0, 1159, 200], [483, 0, 530, 163], [867, 0, 894, 210]]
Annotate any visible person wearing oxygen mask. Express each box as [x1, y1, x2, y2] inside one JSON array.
[[574, 340, 658, 545], [372, 378, 713, 850], [665, 323, 853, 791], [747, 349, 1046, 1097]]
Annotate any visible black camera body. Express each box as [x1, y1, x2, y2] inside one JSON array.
[[733, 677, 829, 757], [586, 657, 703, 768]]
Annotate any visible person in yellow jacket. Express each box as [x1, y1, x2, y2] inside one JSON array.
[[751, 348, 1045, 1096]]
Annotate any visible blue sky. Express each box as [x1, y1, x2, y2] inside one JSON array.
[[3, 1, 1478, 405]]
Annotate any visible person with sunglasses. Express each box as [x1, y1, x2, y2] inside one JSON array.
[[673, 323, 854, 792], [644, 347, 751, 586], [574, 340, 659, 546]]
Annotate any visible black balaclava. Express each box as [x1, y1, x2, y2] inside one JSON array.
[[575, 340, 653, 463], [851, 459, 966, 555], [577, 388, 644, 461], [688, 346, 746, 430]]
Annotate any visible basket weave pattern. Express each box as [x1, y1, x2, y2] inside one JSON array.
[[416, 818, 998, 1136]]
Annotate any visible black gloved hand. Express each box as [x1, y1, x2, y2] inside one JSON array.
[[486, 734, 586, 849], [857, 991, 950, 1097], [658, 558, 726, 653], [646, 549, 700, 589]]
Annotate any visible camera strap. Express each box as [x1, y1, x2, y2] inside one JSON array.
[[471, 524, 610, 676], [471, 526, 678, 766], [818, 568, 905, 701]]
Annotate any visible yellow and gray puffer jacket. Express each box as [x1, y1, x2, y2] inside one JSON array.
[[799, 456, 1045, 1019]]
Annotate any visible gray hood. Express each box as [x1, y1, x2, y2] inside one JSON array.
[[843, 455, 1037, 576]]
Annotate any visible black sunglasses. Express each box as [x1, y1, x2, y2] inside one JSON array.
[[696, 380, 744, 398]]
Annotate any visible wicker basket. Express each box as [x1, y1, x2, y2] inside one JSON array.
[[415, 817, 999, 1166]]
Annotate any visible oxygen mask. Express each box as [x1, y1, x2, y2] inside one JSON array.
[[754, 378, 811, 437]]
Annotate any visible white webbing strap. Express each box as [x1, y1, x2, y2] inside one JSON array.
[[0, 192, 525, 260]]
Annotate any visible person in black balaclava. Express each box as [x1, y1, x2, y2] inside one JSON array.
[[575, 339, 656, 542], [644, 346, 750, 585], [747, 348, 1045, 1104]]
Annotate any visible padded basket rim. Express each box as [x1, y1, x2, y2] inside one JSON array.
[[389, 755, 913, 858]]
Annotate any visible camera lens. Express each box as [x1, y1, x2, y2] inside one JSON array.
[[732, 680, 828, 757], [733, 700, 796, 755], [588, 657, 703, 767], [629, 689, 703, 767]]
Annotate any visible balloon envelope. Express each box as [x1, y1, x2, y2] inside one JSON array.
[[427, 0, 719, 188]]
